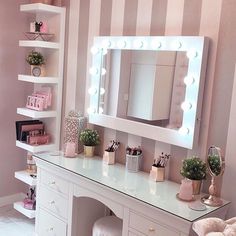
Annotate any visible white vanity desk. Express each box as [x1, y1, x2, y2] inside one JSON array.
[[34, 152, 229, 236]]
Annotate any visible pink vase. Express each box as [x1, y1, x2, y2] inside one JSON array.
[[179, 179, 193, 201]]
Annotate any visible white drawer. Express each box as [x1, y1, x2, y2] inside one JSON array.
[[41, 169, 69, 196], [38, 185, 68, 219], [129, 212, 180, 236], [129, 231, 145, 236], [38, 208, 67, 236]]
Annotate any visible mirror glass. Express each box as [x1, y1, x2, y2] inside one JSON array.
[[99, 49, 189, 130], [207, 146, 224, 176], [88, 36, 209, 148]]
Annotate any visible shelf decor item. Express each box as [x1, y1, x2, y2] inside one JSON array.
[[180, 156, 207, 195], [26, 50, 45, 77], [79, 129, 100, 157], [125, 146, 142, 172], [64, 110, 87, 154], [150, 153, 170, 182], [103, 140, 120, 165]]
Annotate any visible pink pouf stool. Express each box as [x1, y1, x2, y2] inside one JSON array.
[[92, 216, 122, 236]]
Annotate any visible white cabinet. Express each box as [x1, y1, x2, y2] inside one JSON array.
[[14, 3, 66, 219]]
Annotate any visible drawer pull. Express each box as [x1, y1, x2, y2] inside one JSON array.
[[46, 227, 54, 232], [49, 200, 55, 205], [149, 227, 155, 232], [49, 181, 56, 185]]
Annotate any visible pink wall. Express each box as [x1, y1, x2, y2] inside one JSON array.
[[64, 0, 236, 217], [0, 0, 32, 197]]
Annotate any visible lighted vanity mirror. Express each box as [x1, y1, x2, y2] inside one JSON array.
[[88, 36, 209, 149]]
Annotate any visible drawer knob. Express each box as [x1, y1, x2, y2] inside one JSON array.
[[49, 200, 55, 205], [47, 227, 54, 232], [49, 181, 56, 185], [149, 227, 155, 232]]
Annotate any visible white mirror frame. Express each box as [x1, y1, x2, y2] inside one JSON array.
[[88, 36, 209, 149]]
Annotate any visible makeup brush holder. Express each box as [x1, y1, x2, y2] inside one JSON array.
[[150, 166, 165, 182], [103, 151, 115, 165], [126, 154, 142, 172]]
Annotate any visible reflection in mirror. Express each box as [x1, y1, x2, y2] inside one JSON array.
[[99, 50, 189, 130], [88, 36, 209, 148], [202, 146, 225, 207]]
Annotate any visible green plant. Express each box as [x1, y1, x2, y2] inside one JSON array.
[[26, 50, 45, 65], [180, 157, 207, 180], [79, 129, 100, 146], [208, 155, 221, 176]]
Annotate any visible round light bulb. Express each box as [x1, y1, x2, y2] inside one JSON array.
[[88, 87, 97, 95], [181, 101, 192, 111], [178, 127, 190, 135], [102, 40, 112, 48], [184, 76, 195, 86], [87, 107, 96, 114], [151, 40, 162, 49], [117, 40, 127, 48], [89, 67, 99, 76], [187, 49, 198, 59], [101, 68, 106, 75], [133, 39, 144, 48], [172, 41, 182, 50], [90, 46, 99, 55], [98, 107, 104, 114], [100, 88, 105, 95]]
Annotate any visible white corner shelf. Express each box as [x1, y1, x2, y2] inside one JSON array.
[[20, 3, 63, 14], [15, 170, 37, 186], [17, 108, 57, 118], [16, 140, 56, 153], [18, 75, 59, 84], [14, 201, 36, 219], [19, 40, 59, 49]]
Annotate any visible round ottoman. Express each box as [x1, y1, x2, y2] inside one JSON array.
[[92, 215, 122, 236]]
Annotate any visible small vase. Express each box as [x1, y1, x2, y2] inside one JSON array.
[[150, 166, 165, 182], [179, 179, 193, 201], [103, 151, 115, 165], [84, 145, 95, 157], [192, 180, 202, 195]]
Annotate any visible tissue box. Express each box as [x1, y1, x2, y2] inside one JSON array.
[[64, 111, 86, 154]]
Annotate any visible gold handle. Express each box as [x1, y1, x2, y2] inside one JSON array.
[[149, 227, 155, 232]]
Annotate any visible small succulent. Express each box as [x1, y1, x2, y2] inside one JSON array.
[[26, 50, 45, 65], [79, 129, 100, 146], [180, 156, 207, 180]]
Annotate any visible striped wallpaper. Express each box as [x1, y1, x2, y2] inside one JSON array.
[[65, 0, 236, 187]]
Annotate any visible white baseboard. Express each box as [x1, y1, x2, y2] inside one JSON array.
[[0, 192, 25, 208]]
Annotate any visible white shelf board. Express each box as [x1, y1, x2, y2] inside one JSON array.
[[17, 108, 57, 118], [16, 140, 56, 153], [20, 3, 63, 14], [19, 40, 59, 49], [15, 170, 37, 186], [18, 74, 59, 84], [14, 201, 35, 219]]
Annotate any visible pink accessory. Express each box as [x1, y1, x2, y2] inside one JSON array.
[[179, 179, 193, 201], [26, 87, 52, 111], [64, 142, 76, 158], [40, 22, 48, 33]]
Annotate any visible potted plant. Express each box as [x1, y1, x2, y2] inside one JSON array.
[[79, 129, 100, 157], [26, 50, 45, 77], [180, 156, 207, 195]]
